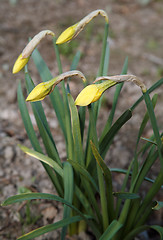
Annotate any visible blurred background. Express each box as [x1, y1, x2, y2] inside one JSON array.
[[0, 0, 163, 239]]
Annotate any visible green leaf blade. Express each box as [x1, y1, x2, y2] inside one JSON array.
[[17, 216, 83, 240], [18, 144, 63, 178], [68, 94, 84, 165], [99, 109, 132, 158], [61, 162, 74, 240], [99, 220, 123, 240]]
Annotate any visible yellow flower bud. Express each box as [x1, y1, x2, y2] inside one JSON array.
[[75, 80, 116, 106], [12, 54, 30, 74], [13, 30, 55, 74], [26, 70, 86, 102], [56, 9, 108, 45], [26, 78, 56, 102], [94, 75, 147, 93], [56, 23, 78, 44], [75, 85, 101, 106]]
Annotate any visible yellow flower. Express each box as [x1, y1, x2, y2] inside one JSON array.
[[26, 78, 56, 102], [12, 54, 30, 74], [13, 30, 55, 74], [75, 81, 116, 106], [56, 9, 108, 45]]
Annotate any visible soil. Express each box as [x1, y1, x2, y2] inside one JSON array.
[[0, 0, 163, 239]]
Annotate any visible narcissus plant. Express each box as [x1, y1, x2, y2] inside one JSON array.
[[4, 8, 162, 240]]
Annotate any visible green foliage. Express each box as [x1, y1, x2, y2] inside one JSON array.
[[2, 9, 163, 240]]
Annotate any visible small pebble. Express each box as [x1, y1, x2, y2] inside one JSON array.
[[4, 146, 15, 162]]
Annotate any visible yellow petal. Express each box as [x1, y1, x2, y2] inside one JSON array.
[[12, 54, 30, 74], [75, 85, 101, 106], [26, 79, 55, 102], [56, 23, 78, 44]]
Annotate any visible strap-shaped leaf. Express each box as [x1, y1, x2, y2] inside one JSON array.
[[118, 149, 160, 226], [74, 185, 95, 217], [68, 160, 99, 192], [78, 106, 86, 142], [2, 193, 95, 239], [131, 94, 158, 184], [18, 144, 63, 178], [17, 81, 42, 152], [99, 220, 123, 240], [113, 192, 140, 200], [136, 94, 158, 152], [91, 141, 115, 222], [134, 171, 163, 226], [70, 51, 81, 71], [61, 162, 74, 240], [132, 147, 158, 193], [99, 109, 132, 158], [17, 82, 63, 195], [143, 91, 163, 168], [123, 225, 163, 240], [25, 71, 61, 166], [110, 168, 163, 188], [68, 94, 84, 165], [2, 193, 92, 221], [17, 216, 84, 240]]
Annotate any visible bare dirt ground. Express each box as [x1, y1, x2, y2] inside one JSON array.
[[0, 0, 163, 239]]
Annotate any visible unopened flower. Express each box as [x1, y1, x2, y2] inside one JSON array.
[[56, 9, 108, 44], [26, 79, 56, 102], [94, 74, 147, 93], [75, 81, 116, 106], [26, 70, 86, 102], [12, 54, 30, 74], [13, 30, 55, 74]]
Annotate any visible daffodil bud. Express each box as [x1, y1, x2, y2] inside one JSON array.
[[26, 78, 56, 102], [94, 75, 147, 93], [26, 70, 86, 102], [12, 54, 30, 74], [56, 23, 79, 44], [75, 81, 116, 106], [12, 30, 55, 74], [56, 9, 109, 44]]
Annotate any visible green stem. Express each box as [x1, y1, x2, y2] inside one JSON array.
[[53, 37, 63, 74], [53, 38, 74, 160], [94, 22, 109, 121], [98, 23, 109, 77]]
